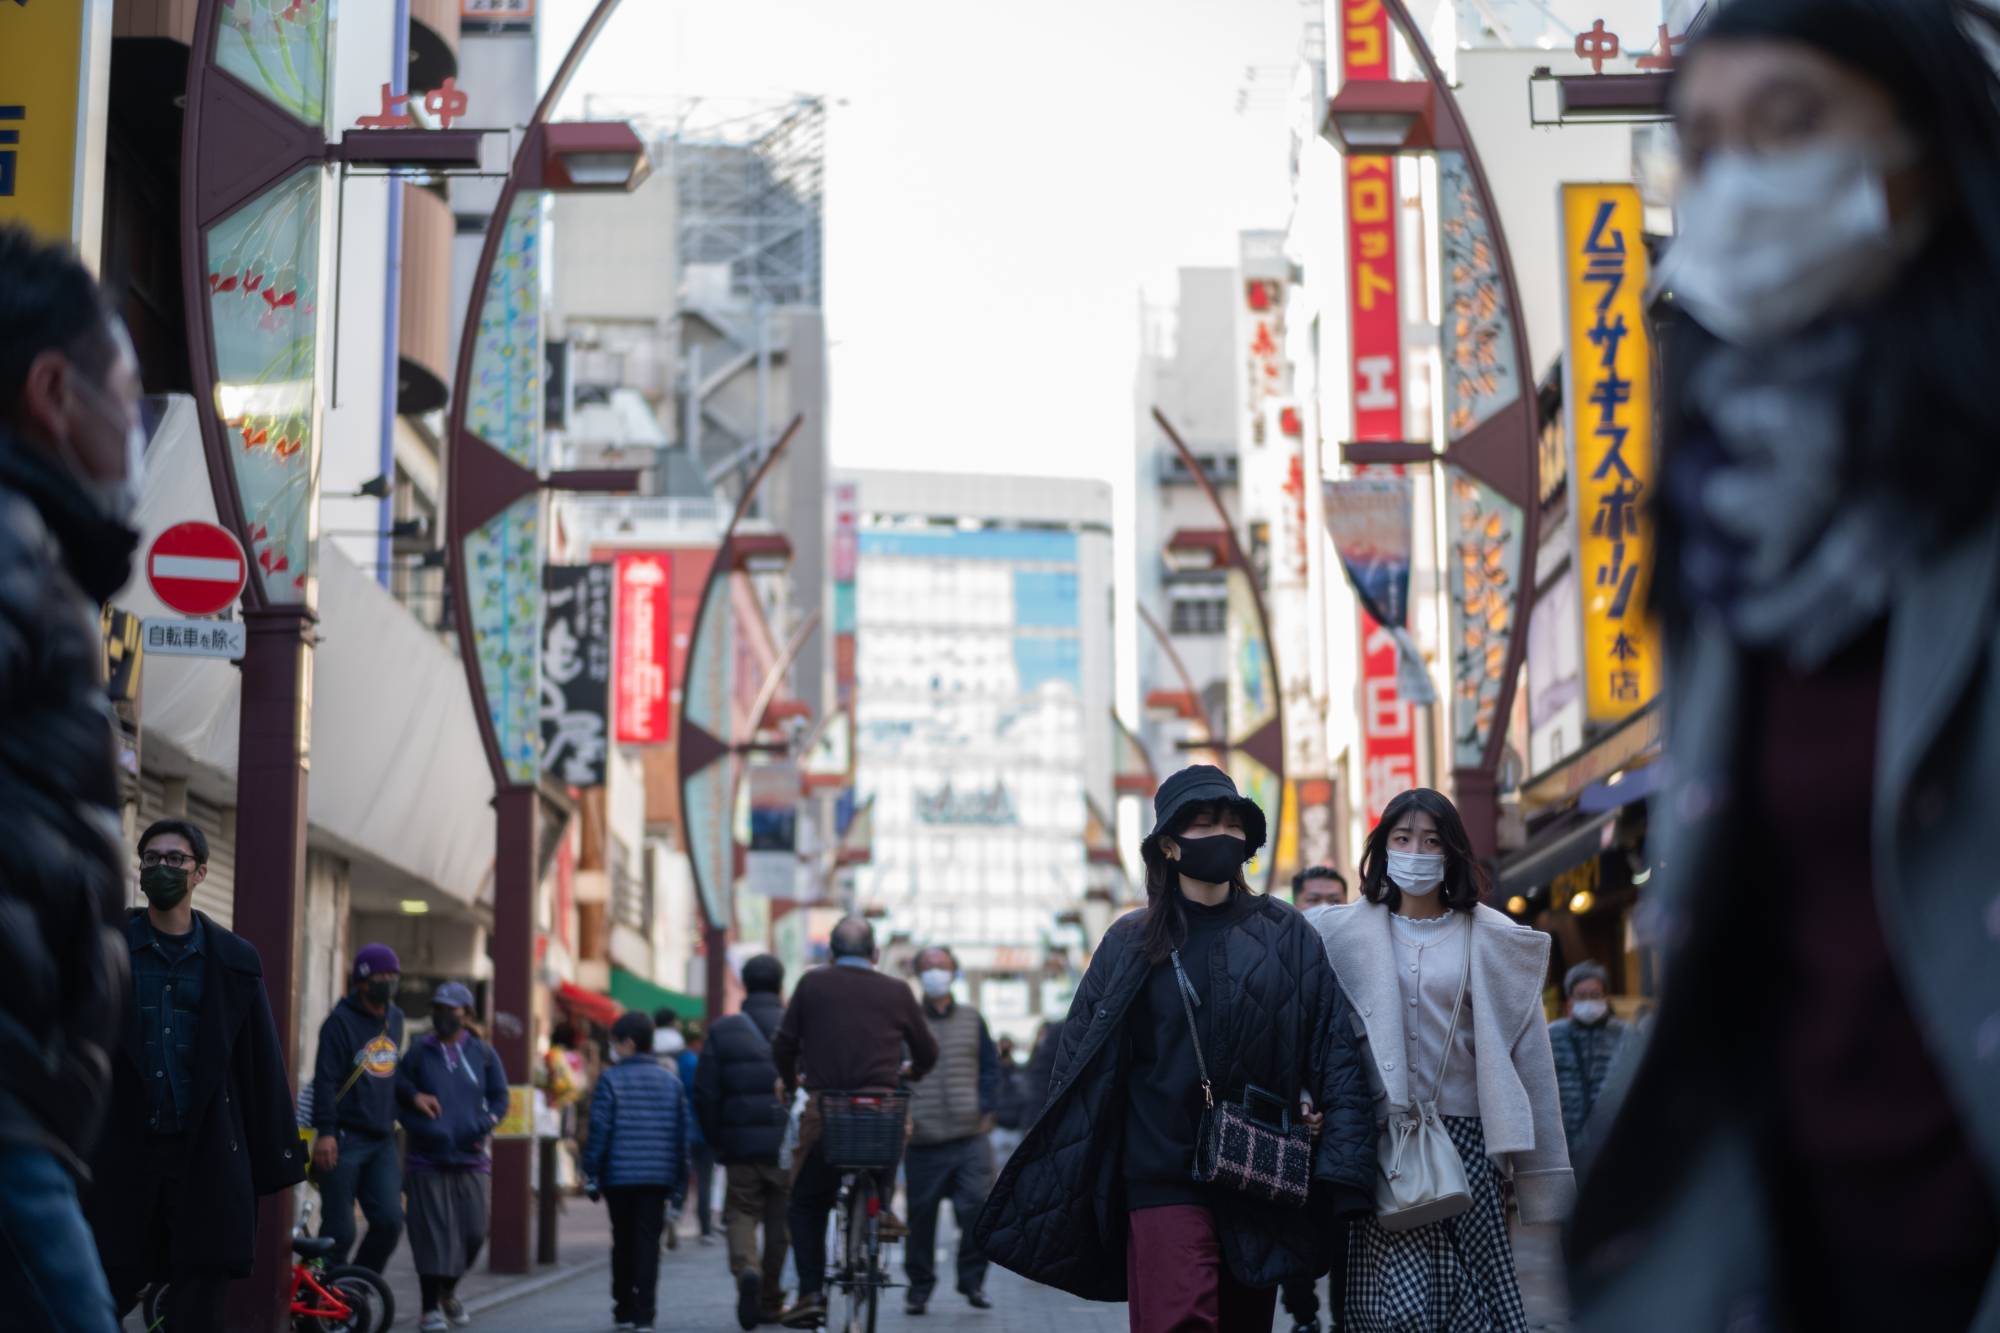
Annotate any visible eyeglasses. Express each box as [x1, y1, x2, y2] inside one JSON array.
[[140, 851, 198, 870]]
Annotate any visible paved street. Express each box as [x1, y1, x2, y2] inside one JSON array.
[[442, 1205, 1569, 1332]]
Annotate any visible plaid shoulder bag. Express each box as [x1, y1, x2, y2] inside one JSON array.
[[1170, 949, 1313, 1208]]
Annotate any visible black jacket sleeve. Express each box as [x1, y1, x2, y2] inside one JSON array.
[[691, 1039, 723, 1145], [311, 1009, 350, 1135], [242, 972, 306, 1195], [772, 977, 807, 1092], [1048, 921, 1124, 1098], [1304, 934, 1375, 1212]]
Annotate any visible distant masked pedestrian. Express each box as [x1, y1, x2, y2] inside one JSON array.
[[692, 954, 792, 1330], [1572, 2, 2000, 1327], [400, 982, 508, 1330], [1309, 789, 1572, 1333], [1546, 962, 1631, 1164], [586, 1011, 691, 1333], [0, 225, 143, 1333], [88, 819, 306, 1328], [1281, 866, 1353, 1333], [903, 946, 1000, 1316], [978, 765, 1375, 1333], [312, 944, 436, 1270]]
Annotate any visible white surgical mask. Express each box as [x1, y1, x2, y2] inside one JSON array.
[[65, 373, 146, 525], [919, 968, 954, 999], [1385, 850, 1446, 897], [1572, 999, 1610, 1025], [1653, 140, 1920, 346]]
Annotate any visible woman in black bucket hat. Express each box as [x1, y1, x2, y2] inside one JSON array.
[[976, 765, 1376, 1332]]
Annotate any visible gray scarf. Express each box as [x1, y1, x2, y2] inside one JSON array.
[[1685, 325, 1930, 670]]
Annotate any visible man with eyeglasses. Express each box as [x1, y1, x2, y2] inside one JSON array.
[[82, 818, 303, 1327], [0, 225, 147, 1330]]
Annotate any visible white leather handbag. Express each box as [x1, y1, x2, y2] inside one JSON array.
[[1373, 914, 1474, 1232]]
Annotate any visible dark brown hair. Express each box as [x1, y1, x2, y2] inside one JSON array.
[[1357, 788, 1486, 914], [1137, 798, 1254, 964]]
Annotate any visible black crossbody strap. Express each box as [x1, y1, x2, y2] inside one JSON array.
[[1169, 950, 1213, 1109]]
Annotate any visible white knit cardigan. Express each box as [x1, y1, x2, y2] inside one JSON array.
[[1307, 900, 1576, 1226]]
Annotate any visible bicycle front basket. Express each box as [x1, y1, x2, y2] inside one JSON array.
[[820, 1092, 908, 1171]]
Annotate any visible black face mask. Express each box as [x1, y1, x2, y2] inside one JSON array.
[[432, 1009, 463, 1039], [365, 977, 399, 1007], [1172, 833, 1247, 886], [139, 864, 191, 910]]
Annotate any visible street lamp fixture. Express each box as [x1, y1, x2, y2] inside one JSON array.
[[1322, 79, 1438, 154], [730, 531, 795, 574], [518, 121, 652, 193]]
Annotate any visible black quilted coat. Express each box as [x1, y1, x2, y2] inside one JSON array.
[[974, 894, 1374, 1300], [0, 433, 134, 1180]]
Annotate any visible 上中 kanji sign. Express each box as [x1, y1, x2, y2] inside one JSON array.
[[354, 78, 471, 130], [1560, 183, 1659, 723], [147, 522, 248, 617], [1341, 0, 1403, 443]]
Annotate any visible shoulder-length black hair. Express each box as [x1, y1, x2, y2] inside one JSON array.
[[1136, 798, 1254, 965], [1357, 788, 1487, 915], [1657, 0, 2000, 627]]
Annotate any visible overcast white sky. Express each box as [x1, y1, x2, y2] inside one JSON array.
[[540, 0, 1311, 485]]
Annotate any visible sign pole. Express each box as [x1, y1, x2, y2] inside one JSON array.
[[226, 606, 314, 1332], [488, 786, 538, 1274]]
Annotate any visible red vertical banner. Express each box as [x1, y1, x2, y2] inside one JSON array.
[[613, 551, 673, 744], [1359, 610, 1418, 828], [1341, 0, 1402, 443]]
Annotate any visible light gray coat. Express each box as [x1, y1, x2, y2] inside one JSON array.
[[1571, 512, 2000, 1332], [1309, 901, 1575, 1226]]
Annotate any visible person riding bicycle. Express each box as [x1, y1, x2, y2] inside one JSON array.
[[772, 917, 939, 1328]]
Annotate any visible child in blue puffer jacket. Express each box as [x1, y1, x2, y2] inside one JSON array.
[[585, 1011, 690, 1333]]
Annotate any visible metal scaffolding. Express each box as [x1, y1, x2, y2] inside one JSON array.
[[590, 93, 825, 308]]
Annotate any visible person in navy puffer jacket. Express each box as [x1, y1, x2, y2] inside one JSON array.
[[586, 1010, 690, 1332], [398, 982, 508, 1330]]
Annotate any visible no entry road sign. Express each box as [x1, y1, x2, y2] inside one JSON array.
[[147, 521, 248, 616]]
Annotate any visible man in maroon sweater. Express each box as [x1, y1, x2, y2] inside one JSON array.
[[774, 918, 938, 1327]]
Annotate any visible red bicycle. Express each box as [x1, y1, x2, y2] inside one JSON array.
[[142, 1234, 392, 1333]]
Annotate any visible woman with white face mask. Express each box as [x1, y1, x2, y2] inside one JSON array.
[[1306, 788, 1570, 1333], [1576, 3, 2000, 1328]]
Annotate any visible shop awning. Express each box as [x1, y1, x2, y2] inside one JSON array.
[[1496, 811, 1616, 896], [609, 967, 704, 1022], [555, 981, 623, 1029]]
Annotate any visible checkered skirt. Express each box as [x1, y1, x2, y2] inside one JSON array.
[[1343, 1115, 1528, 1333]]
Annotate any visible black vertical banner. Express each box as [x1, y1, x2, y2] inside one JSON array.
[[541, 563, 613, 787]]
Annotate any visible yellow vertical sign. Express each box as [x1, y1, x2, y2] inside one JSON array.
[[0, 1, 90, 245], [1560, 184, 1660, 723]]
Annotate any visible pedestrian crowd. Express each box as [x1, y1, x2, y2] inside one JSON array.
[[7, 0, 2000, 1326]]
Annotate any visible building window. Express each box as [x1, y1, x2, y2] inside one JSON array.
[[1171, 597, 1226, 636]]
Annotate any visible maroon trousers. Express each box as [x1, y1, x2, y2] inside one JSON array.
[[1126, 1204, 1279, 1333]]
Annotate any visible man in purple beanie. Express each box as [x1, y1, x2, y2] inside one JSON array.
[[311, 943, 437, 1270]]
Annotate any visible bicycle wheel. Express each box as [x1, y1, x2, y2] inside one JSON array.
[[322, 1264, 395, 1333], [296, 1272, 377, 1333], [852, 1174, 880, 1333]]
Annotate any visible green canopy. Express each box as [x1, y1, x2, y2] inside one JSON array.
[[609, 967, 704, 1023]]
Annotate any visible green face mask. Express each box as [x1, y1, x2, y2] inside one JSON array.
[[140, 863, 191, 910]]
